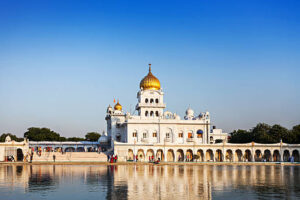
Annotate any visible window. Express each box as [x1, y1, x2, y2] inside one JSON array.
[[155, 99, 159, 103], [197, 130, 203, 138], [150, 99, 154, 103], [145, 111, 148, 116], [153, 132, 157, 137], [150, 111, 154, 116], [143, 132, 147, 138], [133, 132, 137, 137], [145, 98, 148, 103], [155, 111, 159, 117], [188, 132, 193, 138], [178, 132, 183, 138], [166, 132, 170, 138]]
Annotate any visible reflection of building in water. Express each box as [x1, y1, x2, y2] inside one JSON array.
[[0, 165, 29, 190], [0, 165, 299, 199], [107, 65, 300, 163]]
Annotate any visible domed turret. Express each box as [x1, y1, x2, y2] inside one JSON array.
[[140, 64, 161, 90], [114, 100, 122, 111], [98, 133, 109, 144], [185, 108, 194, 117]]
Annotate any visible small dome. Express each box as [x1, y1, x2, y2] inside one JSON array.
[[114, 100, 122, 111], [186, 108, 194, 116], [98, 134, 109, 143], [5, 135, 11, 142], [140, 64, 161, 90]]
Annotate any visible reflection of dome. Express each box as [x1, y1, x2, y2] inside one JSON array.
[[114, 100, 122, 111], [186, 108, 194, 116], [98, 134, 109, 143], [140, 64, 161, 90]]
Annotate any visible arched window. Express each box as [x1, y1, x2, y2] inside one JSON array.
[[145, 111, 148, 116], [155, 99, 159, 103], [155, 111, 159, 117], [145, 98, 148, 103], [150, 99, 154, 103], [133, 132, 137, 137], [143, 132, 147, 138], [153, 132, 157, 137], [197, 129, 203, 138], [178, 132, 183, 138], [150, 111, 154, 116], [166, 132, 170, 138]]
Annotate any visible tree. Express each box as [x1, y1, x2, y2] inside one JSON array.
[[229, 129, 251, 143], [229, 123, 300, 144], [85, 132, 101, 141], [24, 127, 61, 141], [67, 137, 85, 142], [291, 125, 300, 143], [0, 133, 23, 142]]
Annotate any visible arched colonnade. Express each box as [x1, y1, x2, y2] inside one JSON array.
[[126, 147, 300, 162]]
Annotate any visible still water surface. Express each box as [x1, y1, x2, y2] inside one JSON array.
[[0, 164, 299, 200]]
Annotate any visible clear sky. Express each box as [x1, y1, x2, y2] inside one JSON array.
[[0, 0, 299, 138]]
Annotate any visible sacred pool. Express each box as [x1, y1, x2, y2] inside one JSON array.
[[0, 164, 299, 199]]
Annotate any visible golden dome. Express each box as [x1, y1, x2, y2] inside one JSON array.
[[140, 64, 161, 90], [114, 100, 122, 111]]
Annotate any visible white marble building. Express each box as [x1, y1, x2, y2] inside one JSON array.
[[105, 64, 229, 161]]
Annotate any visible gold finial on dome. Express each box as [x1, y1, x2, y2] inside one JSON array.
[[114, 100, 122, 111], [140, 64, 161, 90]]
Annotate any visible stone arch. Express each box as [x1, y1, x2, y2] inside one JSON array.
[[128, 149, 134, 160], [225, 149, 233, 162], [65, 147, 75, 152], [244, 149, 252, 162], [146, 149, 155, 161], [292, 150, 299, 162], [215, 149, 223, 162], [206, 149, 214, 161], [176, 149, 184, 161], [17, 148, 24, 161], [283, 150, 290, 162], [137, 149, 145, 161], [235, 149, 243, 162], [197, 149, 204, 162], [273, 150, 280, 162], [167, 149, 175, 162], [263, 150, 272, 162], [156, 149, 164, 161], [254, 150, 262, 162], [186, 149, 193, 161], [76, 147, 85, 152]]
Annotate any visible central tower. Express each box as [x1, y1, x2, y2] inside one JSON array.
[[136, 64, 166, 118]]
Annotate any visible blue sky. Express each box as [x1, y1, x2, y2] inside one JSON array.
[[0, 0, 299, 138]]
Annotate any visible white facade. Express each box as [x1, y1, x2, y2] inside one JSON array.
[[106, 66, 229, 161]]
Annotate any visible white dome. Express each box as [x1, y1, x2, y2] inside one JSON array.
[[98, 135, 109, 143], [186, 108, 194, 116], [5, 135, 11, 142]]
